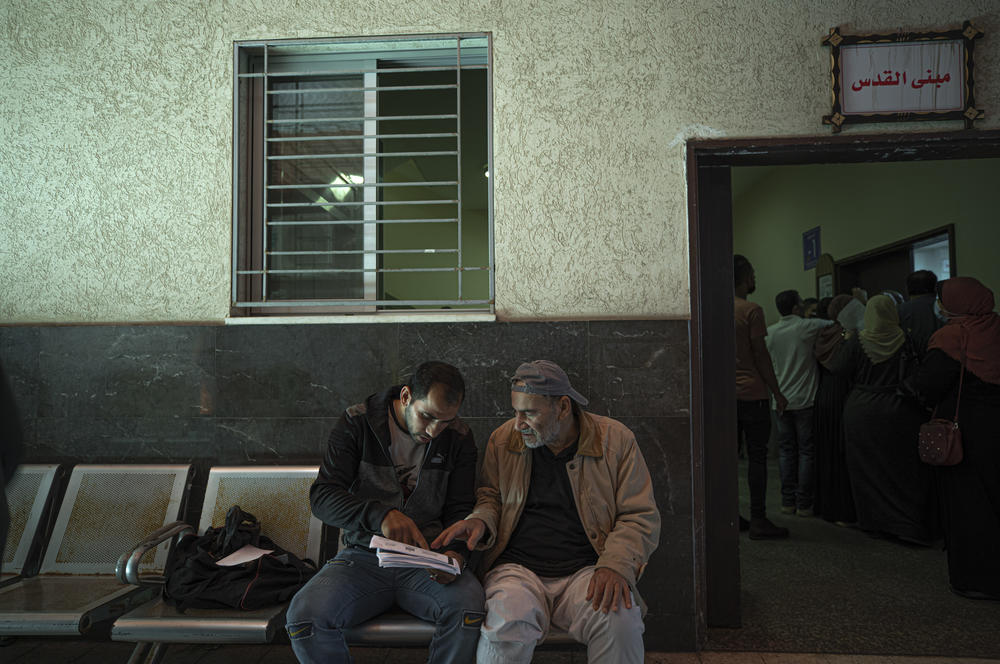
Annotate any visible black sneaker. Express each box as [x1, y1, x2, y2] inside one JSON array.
[[739, 515, 750, 531], [749, 517, 790, 540]]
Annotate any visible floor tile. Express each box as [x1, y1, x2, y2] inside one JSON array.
[[761, 653, 834, 663], [700, 652, 767, 663]]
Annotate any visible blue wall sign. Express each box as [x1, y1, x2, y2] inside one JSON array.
[[803, 226, 821, 270]]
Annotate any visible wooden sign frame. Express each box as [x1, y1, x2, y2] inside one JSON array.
[[822, 21, 984, 132]]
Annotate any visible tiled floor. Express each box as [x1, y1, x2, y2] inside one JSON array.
[[3, 641, 1000, 664]]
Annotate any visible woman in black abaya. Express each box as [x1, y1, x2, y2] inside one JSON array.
[[829, 295, 937, 545], [910, 277, 1000, 599]]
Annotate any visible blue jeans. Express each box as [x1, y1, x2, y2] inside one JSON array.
[[777, 407, 816, 510], [286, 547, 485, 664]]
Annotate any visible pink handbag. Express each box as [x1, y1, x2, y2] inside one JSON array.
[[918, 418, 962, 465], [918, 346, 965, 466]]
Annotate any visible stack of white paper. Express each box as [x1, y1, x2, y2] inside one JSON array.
[[369, 535, 461, 575]]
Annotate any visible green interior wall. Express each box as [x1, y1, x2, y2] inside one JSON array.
[[732, 158, 1000, 325]]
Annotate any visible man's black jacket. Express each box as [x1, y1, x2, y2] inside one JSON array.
[[310, 385, 476, 557]]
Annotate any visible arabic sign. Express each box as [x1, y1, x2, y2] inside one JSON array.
[[841, 40, 962, 114], [803, 227, 820, 271], [820, 22, 984, 133]]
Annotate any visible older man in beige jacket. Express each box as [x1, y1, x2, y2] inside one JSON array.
[[433, 360, 660, 664]]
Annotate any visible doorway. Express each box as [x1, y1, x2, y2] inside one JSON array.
[[835, 225, 956, 298], [687, 130, 1000, 634]]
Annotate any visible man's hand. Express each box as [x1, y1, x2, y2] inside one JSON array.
[[428, 551, 463, 585], [381, 509, 429, 549], [430, 518, 486, 550], [586, 568, 632, 613], [774, 393, 789, 417]]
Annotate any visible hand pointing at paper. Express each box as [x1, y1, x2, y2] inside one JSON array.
[[431, 517, 486, 550], [381, 509, 429, 549]]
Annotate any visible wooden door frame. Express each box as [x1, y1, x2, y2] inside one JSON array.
[[836, 224, 957, 292], [686, 129, 1000, 637]]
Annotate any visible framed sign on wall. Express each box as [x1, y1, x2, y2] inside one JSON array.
[[822, 21, 984, 132]]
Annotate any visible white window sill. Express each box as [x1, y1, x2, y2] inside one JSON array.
[[225, 312, 496, 325]]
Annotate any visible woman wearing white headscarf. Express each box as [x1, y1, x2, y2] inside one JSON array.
[[828, 295, 938, 545]]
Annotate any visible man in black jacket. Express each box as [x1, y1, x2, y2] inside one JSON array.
[[286, 361, 484, 664]]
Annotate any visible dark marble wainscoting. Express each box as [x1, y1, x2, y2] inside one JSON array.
[[0, 319, 694, 650]]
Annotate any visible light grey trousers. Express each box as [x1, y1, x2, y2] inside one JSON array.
[[476, 563, 645, 664]]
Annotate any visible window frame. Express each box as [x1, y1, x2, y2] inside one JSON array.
[[230, 33, 494, 317]]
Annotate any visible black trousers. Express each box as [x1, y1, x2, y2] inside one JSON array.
[[737, 399, 771, 519]]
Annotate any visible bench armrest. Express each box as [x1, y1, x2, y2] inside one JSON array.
[[116, 520, 196, 585]]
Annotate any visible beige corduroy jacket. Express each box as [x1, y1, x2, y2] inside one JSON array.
[[468, 410, 661, 610]]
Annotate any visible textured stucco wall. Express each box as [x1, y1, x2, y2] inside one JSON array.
[[2, 0, 998, 323]]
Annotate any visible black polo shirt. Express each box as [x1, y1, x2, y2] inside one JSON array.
[[494, 440, 598, 577]]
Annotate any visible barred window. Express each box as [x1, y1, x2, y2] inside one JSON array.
[[232, 34, 493, 315]]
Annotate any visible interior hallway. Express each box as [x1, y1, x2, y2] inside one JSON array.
[[705, 460, 1000, 658]]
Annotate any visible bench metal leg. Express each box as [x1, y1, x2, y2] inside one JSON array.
[[127, 642, 168, 664]]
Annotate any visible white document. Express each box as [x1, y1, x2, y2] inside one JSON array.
[[369, 535, 461, 575], [215, 543, 274, 567]]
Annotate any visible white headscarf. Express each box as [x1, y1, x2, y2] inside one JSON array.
[[858, 295, 906, 364]]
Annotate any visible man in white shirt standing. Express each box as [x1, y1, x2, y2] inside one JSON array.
[[766, 290, 834, 517]]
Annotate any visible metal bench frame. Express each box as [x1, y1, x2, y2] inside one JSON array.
[[112, 465, 324, 663], [2, 464, 64, 587], [0, 464, 192, 636]]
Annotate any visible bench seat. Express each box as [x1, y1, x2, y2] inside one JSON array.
[[343, 609, 578, 647], [112, 596, 285, 644], [0, 576, 156, 635]]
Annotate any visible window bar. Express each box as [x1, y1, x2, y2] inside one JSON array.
[[267, 180, 458, 189], [240, 266, 489, 275], [235, 298, 492, 308], [231, 46, 240, 307], [267, 218, 458, 227], [267, 199, 457, 208], [456, 37, 463, 302], [487, 34, 495, 309], [261, 45, 270, 301], [268, 114, 458, 124], [269, 248, 458, 256], [268, 151, 457, 161], [267, 83, 457, 95], [266, 133, 457, 142], [240, 63, 486, 79], [363, 68, 378, 302]]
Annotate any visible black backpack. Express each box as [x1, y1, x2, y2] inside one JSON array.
[[162, 505, 317, 610]]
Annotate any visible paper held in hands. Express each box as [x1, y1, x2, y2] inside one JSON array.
[[369, 535, 461, 575]]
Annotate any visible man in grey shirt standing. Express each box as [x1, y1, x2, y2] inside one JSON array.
[[766, 290, 834, 517]]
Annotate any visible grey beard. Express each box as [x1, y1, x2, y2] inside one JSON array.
[[520, 429, 554, 448]]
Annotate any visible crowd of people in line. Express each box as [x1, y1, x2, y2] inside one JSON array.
[[734, 255, 1000, 602]]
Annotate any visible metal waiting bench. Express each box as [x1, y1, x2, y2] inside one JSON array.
[[0, 464, 192, 636], [111, 465, 323, 663], [113, 466, 575, 659], [2, 464, 64, 587]]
